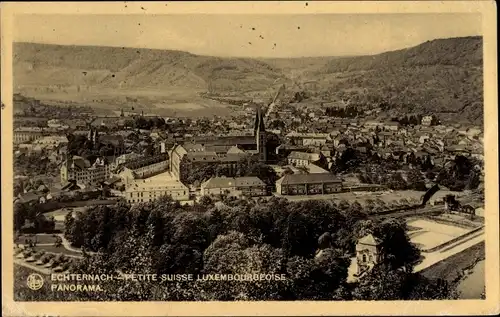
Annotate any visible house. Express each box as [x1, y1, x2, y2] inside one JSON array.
[[287, 151, 322, 167], [421, 115, 434, 126], [15, 192, 44, 205], [32, 136, 69, 149], [275, 173, 342, 195], [384, 122, 400, 131], [355, 234, 382, 276], [125, 178, 189, 204], [200, 176, 267, 198], [285, 132, 330, 147], [13, 127, 44, 144], [60, 156, 112, 187], [117, 153, 169, 186], [364, 120, 382, 129]]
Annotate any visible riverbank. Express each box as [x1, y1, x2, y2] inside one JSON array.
[[457, 259, 485, 299]]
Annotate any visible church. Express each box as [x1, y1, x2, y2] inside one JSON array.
[[169, 105, 267, 182]]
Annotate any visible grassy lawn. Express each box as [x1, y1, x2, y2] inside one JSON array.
[[16, 234, 59, 245]]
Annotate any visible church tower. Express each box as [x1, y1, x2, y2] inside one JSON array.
[[254, 105, 267, 162], [88, 127, 93, 142], [92, 129, 99, 146]]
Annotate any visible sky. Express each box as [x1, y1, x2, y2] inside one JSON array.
[[14, 13, 482, 58]]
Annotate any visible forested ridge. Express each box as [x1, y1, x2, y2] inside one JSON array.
[[14, 36, 483, 124]]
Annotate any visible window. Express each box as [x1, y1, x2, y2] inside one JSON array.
[[362, 254, 367, 263]]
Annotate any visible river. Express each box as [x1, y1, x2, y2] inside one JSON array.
[[457, 259, 485, 299]]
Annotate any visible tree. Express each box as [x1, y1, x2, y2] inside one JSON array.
[[237, 156, 277, 187], [407, 169, 427, 191], [352, 264, 456, 300], [201, 232, 288, 300], [373, 218, 420, 272], [54, 236, 63, 248], [387, 172, 408, 190], [14, 203, 27, 232]]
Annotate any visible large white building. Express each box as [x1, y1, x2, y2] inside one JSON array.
[[60, 156, 112, 187], [116, 154, 169, 186], [14, 127, 44, 144], [125, 178, 189, 204]]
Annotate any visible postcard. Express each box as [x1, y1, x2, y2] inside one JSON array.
[[1, 1, 498, 316]]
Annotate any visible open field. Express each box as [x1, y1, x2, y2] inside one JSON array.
[[16, 233, 59, 245], [17, 86, 237, 117], [407, 219, 470, 251]]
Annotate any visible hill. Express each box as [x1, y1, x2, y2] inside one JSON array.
[[13, 42, 282, 93], [13, 37, 483, 124], [310, 36, 483, 124]]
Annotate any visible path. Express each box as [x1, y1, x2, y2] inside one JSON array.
[[14, 259, 51, 275], [414, 230, 485, 273], [57, 234, 97, 256], [17, 234, 96, 256]]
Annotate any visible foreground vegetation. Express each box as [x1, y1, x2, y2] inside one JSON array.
[[15, 197, 458, 301]]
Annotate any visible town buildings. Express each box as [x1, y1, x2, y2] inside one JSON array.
[[169, 106, 268, 182], [14, 127, 44, 144], [124, 178, 189, 204], [421, 115, 434, 126], [60, 156, 112, 187], [200, 176, 267, 197], [287, 151, 323, 167], [355, 234, 382, 275], [116, 153, 169, 186], [275, 173, 343, 195]]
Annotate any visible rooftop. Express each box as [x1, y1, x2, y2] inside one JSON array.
[[276, 173, 342, 186], [357, 234, 382, 247], [202, 176, 265, 189], [288, 151, 321, 161]]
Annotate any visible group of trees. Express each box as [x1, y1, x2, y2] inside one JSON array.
[[14, 202, 55, 233], [14, 153, 59, 178], [332, 145, 482, 193], [325, 105, 361, 118], [50, 196, 457, 301], [14, 95, 94, 120], [13, 178, 48, 197], [358, 167, 427, 192], [124, 116, 167, 130], [391, 115, 424, 126], [66, 133, 123, 160], [435, 155, 481, 191]]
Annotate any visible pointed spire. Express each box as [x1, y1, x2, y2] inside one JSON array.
[[254, 105, 265, 135]]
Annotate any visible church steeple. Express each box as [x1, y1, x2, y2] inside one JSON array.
[[254, 105, 266, 135], [254, 105, 267, 162]]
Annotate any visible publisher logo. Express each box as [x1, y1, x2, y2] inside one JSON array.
[[27, 273, 44, 290]]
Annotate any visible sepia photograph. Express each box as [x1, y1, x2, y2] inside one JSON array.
[[1, 1, 498, 316]]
